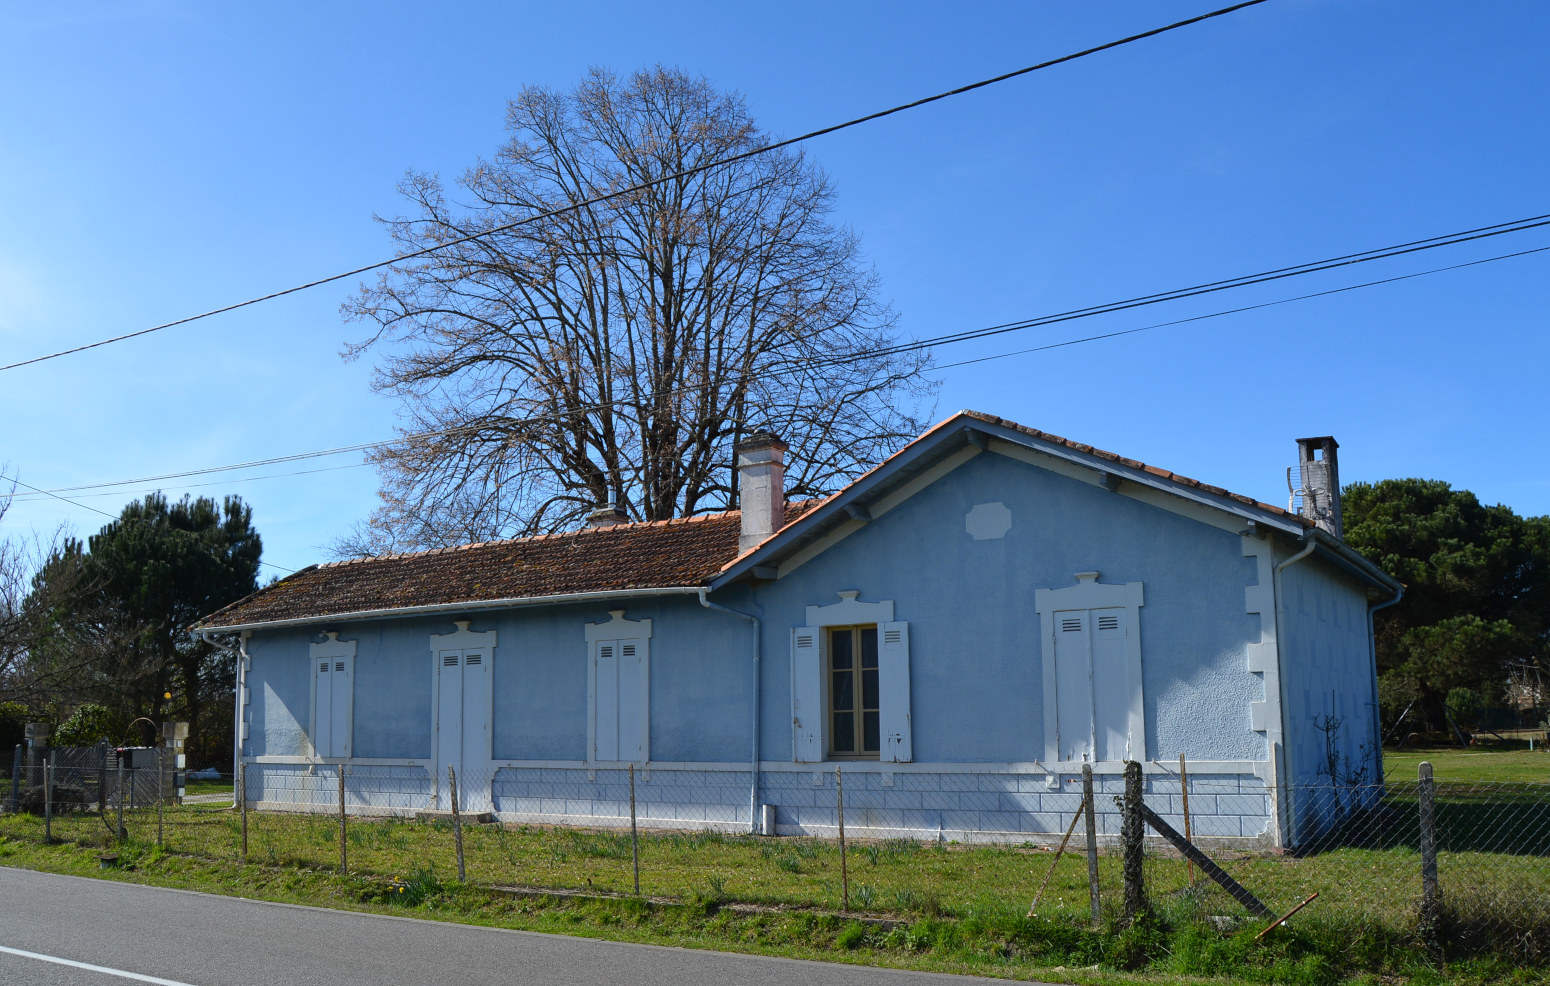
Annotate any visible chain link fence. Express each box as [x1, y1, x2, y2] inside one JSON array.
[[3, 756, 1546, 962]]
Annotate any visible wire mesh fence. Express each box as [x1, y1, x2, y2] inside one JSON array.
[[2, 756, 1546, 961]]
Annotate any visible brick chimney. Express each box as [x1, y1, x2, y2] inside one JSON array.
[[736, 431, 787, 554], [585, 504, 628, 529], [1295, 436, 1342, 537]]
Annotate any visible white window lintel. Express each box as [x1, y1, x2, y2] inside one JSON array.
[[585, 609, 653, 642]]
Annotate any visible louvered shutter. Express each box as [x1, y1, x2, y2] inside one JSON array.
[[1054, 612, 1094, 762], [1091, 610, 1129, 761], [315, 658, 333, 757], [877, 621, 912, 762], [791, 626, 822, 762], [595, 642, 619, 761]]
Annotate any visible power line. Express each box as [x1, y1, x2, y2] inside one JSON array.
[[4, 476, 297, 575], [0, 0, 1271, 375], [6, 461, 369, 504], [13, 214, 1547, 501]]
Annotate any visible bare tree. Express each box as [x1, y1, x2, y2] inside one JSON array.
[[340, 66, 933, 554]]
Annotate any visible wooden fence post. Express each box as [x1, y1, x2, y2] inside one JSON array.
[[1121, 760, 1146, 924], [1418, 761, 1441, 943], [1179, 753, 1194, 888], [837, 766, 848, 912], [629, 763, 641, 896], [448, 765, 465, 882], [338, 765, 348, 875], [1083, 763, 1101, 928]]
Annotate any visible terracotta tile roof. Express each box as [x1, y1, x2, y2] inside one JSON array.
[[197, 410, 1309, 631], [955, 411, 1312, 526], [195, 504, 819, 629]]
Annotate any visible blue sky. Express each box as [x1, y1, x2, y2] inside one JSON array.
[[2, 0, 1547, 574]]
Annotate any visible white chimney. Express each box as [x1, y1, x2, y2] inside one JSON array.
[[736, 432, 787, 553], [1295, 436, 1342, 537], [585, 504, 628, 529]]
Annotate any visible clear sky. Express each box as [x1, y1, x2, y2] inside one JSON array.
[[3, 0, 1547, 574]]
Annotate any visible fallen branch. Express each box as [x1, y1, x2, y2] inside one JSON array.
[[1139, 804, 1273, 918]]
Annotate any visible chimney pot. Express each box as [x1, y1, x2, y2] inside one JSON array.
[[586, 504, 629, 529], [736, 432, 788, 553], [1295, 436, 1342, 537]]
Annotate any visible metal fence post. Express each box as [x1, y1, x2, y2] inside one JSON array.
[[10, 744, 20, 813], [97, 743, 107, 816], [116, 756, 126, 843], [43, 757, 53, 844], [837, 766, 848, 912], [629, 763, 640, 896], [1121, 760, 1146, 925], [338, 764, 348, 875], [1083, 763, 1100, 928], [239, 762, 248, 865], [156, 753, 164, 847], [1418, 761, 1441, 942], [448, 765, 465, 882]]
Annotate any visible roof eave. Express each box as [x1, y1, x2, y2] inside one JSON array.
[[193, 585, 709, 634]]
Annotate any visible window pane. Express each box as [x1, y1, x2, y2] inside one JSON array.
[[860, 627, 878, 668], [833, 669, 854, 711], [861, 668, 878, 709], [863, 711, 880, 753], [833, 713, 855, 751], [831, 629, 853, 669]]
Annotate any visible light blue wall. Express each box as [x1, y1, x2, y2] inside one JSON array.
[[1278, 556, 1379, 790], [241, 447, 1271, 773], [741, 449, 1266, 765]]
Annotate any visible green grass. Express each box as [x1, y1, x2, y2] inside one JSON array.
[[183, 778, 235, 796], [3, 799, 1548, 985], [1384, 745, 1550, 785]]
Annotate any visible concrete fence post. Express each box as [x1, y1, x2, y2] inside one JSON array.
[[43, 758, 53, 844], [156, 753, 164, 847], [239, 762, 248, 865], [1418, 761, 1442, 943], [116, 756, 126, 843], [1121, 760, 1146, 925], [10, 744, 20, 813], [1083, 763, 1100, 928]]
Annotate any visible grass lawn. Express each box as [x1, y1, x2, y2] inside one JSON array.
[[1384, 745, 1550, 785], [183, 778, 235, 797], [3, 798, 1547, 985]]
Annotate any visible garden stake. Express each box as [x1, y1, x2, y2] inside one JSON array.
[[338, 765, 347, 875], [837, 766, 848, 912], [1029, 792, 1088, 915], [629, 763, 640, 895], [1255, 892, 1318, 941], [1180, 753, 1194, 887], [448, 764, 465, 882]]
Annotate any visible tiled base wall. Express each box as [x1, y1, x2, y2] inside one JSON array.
[[242, 762, 1274, 846]]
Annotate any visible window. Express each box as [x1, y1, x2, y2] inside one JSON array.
[[585, 611, 652, 763], [430, 620, 497, 811], [828, 625, 880, 758], [310, 632, 355, 759], [792, 591, 911, 763], [1035, 573, 1145, 765]]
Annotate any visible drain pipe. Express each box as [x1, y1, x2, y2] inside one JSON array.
[[1271, 536, 1317, 849], [698, 589, 762, 834], [1366, 584, 1405, 784]]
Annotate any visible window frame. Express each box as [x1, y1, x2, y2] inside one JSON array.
[[309, 631, 356, 761], [825, 623, 881, 761], [585, 610, 653, 764], [1034, 572, 1145, 767]]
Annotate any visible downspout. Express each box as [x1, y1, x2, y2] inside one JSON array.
[[1271, 537, 1317, 849], [199, 628, 248, 809], [1367, 585, 1405, 787], [697, 588, 762, 835]]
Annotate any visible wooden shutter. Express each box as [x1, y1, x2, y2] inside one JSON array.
[[878, 621, 912, 762], [1091, 610, 1129, 761], [791, 626, 822, 762], [314, 658, 333, 758], [595, 642, 619, 761], [1053, 611, 1094, 762]]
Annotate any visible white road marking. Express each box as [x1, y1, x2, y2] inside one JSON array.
[[0, 944, 199, 985]]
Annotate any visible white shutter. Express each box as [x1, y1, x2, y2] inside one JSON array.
[[1091, 610, 1129, 761], [595, 642, 620, 761], [791, 626, 822, 762], [619, 639, 647, 762], [1054, 611, 1094, 762], [314, 659, 333, 758], [878, 621, 912, 762], [333, 657, 353, 759]]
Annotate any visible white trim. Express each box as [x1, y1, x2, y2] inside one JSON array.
[[804, 590, 894, 627], [1242, 535, 1283, 805], [1034, 573, 1146, 768], [243, 756, 431, 766], [584, 609, 654, 642], [247, 755, 1266, 775], [430, 619, 496, 806], [199, 586, 704, 633]]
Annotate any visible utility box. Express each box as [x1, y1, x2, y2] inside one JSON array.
[[23, 723, 49, 748], [161, 721, 189, 801], [115, 747, 159, 770]]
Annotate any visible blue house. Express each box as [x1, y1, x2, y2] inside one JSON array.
[[194, 411, 1401, 848]]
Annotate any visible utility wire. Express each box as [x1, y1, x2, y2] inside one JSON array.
[[0, 0, 1271, 374], [4, 475, 297, 575], [13, 218, 1547, 501], [6, 462, 369, 504]]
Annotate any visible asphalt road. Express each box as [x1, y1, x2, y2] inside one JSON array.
[[0, 868, 1046, 986]]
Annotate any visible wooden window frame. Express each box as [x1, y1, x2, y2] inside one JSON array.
[[826, 624, 881, 761]]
